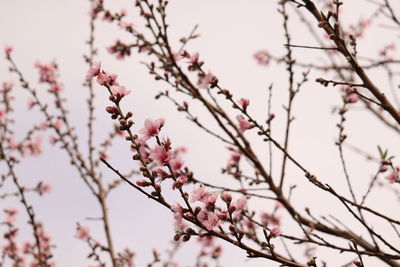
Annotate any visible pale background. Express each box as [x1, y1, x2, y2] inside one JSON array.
[[1, 0, 400, 266]]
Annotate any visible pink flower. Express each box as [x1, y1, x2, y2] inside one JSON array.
[[253, 50, 270, 65], [190, 185, 218, 205], [0, 109, 5, 119], [198, 236, 216, 247], [23, 242, 32, 254], [86, 61, 101, 79], [197, 71, 215, 89], [221, 192, 232, 203], [260, 212, 281, 226], [2, 81, 14, 92], [118, 21, 135, 31], [150, 145, 172, 166], [386, 167, 399, 184], [4, 208, 18, 224], [5, 208, 18, 216], [342, 86, 359, 104], [110, 85, 131, 99], [76, 226, 90, 240], [235, 197, 247, 211], [97, 72, 110, 85], [5, 45, 13, 54], [238, 98, 249, 110], [190, 185, 207, 202], [50, 83, 63, 93], [23, 135, 43, 156], [236, 115, 252, 133], [35, 61, 57, 83], [170, 157, 184, 171], [136, 180, 151, 187], [37, 181, 52, 195], [53, 119, 63, 130], [172, 174, 188, 189], [27, 98, 36, 110], [269, 227, 282, 238], [139, 118, 165, 140], [171, 204, 183, 222], [186, 52, 199, 64], [197, 209, 221, 231], [227, 151, 241, 168]]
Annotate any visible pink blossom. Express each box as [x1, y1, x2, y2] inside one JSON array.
[[232, 197, 247, 221], [53, 119, 63, 130], [172, 174, 188, 189], [35, 61, 57, 83], [190, 185, 218, 205], [275, 201, 284, 209], [238, 98, 249, 110], [86, 61, 101, 79], [236, 115, 252, 132], [186, 52, 199, 64], [27, 98, 36, 110], [139, 118, 165, 140], [4, 208, 18, 224], [197, 209, 221, 231], [110, 85, 131, 99], [5, 207, 18, 216], [171, 204, 183, 222], [253, 50, 270, 65], [39, 121, 48, 130], [198, 236, 216, 247], [150, 145, 172, 166], [0, 109, 5, 119], [2, 81, 14, 92], [23, 242, 32, 254], [269, 227, 282, 238], [227, 151, 241, 168], [345, 94, 358, 103], [173, 52, 183, 62], [96, 71, 118, 86], [37, 181, 52, 195], [170, 157, 184, 171], [97, 73, 109, 85], [23, 135, 43, 156], [136, 180, 151, 187], [118, 21, 135, 31], [386, 167, 399, 184], [197, 71, 215, 89], [260, 212, 281, 226], [221, 192, 232, 203], [5, 45, 13, 54], [136, 137, 150, 160], [76, 226, 90, 240], [50, 83, 63, 93], [235, 197, 247, 211]]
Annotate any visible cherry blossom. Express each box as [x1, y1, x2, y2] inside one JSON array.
[[197, 209, 221, 231], [238, 98, 249, 110], [76, 226, 90, 240], [386, 167, 399, 184], [197, 71, 215, 89], [269, 227, 282, 238], [4, 45, 13, 54], [150, 145, 172, 166], [139, 118, 165, 140], [86, 61, 101, 79], [190, 185, 218, 206], [110, 85, 131, 99], [253, 50, 270, 65], [236, 115, 252, 132]]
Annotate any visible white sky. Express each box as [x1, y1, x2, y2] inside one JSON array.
[[1, 0, 400, 266]]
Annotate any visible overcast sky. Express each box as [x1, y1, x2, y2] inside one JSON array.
[[1, 0, 400, 266]]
